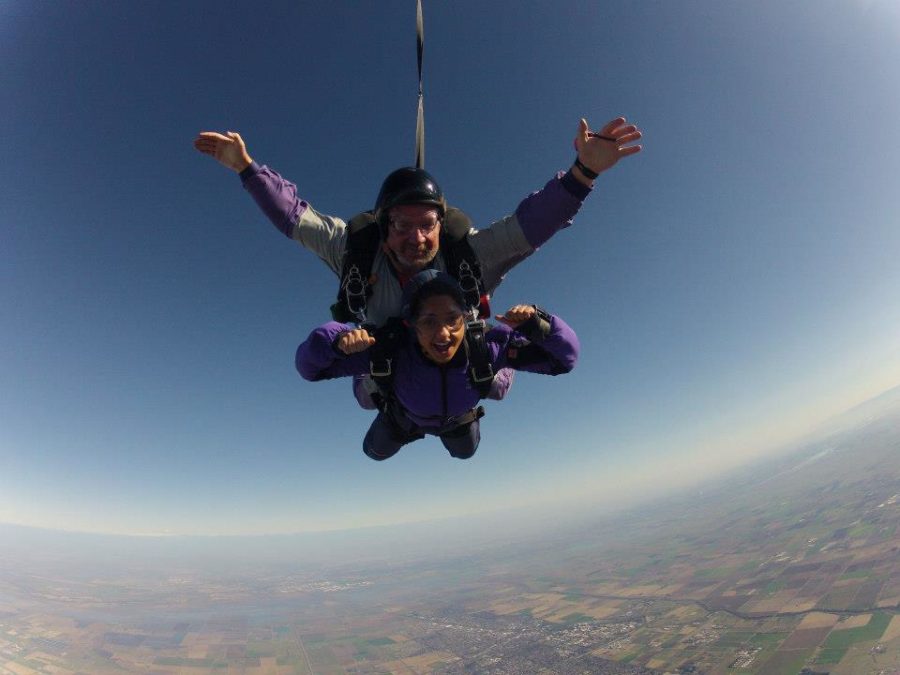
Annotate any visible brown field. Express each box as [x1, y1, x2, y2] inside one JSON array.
[[654, 583, 685, 595], [613, 584, 671, 597], [742, 591, 799, 614], [544, 601, 621, 623], [832, 613, 871, 630], [680, 583, 722, 600], [583, 600, 624, 619], [388, 633, 410, 642], [760, 648, 814, 674], [663, 605, 704, 621], [494, 591, 567, 615], [489, 592, 546, 615], [818, 585, 859, 608], [881, 615, 900, 642], [382, 650, 457, 672], [592, 642, 634, 660], [780, 626, 833, 649], [796, 612, 839, 630], [588, 582, 625, 595]]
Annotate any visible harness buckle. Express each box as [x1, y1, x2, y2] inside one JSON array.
[[343, 264, 368, 322], [457, 261, 484, 312], [469, 363, 494, 383], [465, 317, 485, 333], [370, 358, 392, 378]]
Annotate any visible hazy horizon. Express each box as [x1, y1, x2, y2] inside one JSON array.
[[2, 377, 895, 560]]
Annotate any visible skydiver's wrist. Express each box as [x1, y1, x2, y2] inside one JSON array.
[[567, 164, 595, 190], [239, 161, 261, 182], [516, 306, 553, 343], [234, 153, 253, 173], [571, 157, 599, 187]]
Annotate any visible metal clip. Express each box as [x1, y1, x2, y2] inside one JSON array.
[[370, 358, 392, 378], [342, 264, 368, 323]]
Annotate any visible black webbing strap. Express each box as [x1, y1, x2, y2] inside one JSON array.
[[443, 405, 485, 430], [456, 259, 485, 316], [440, 207, 490, 319], [331, 212, 380, 323], [463, 318, 494, 398], [367, 318, 407, 411], [415, 0, 425, 169]]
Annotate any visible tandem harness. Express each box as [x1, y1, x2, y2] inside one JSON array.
[[330, 207, 491, 325], [330, 206, 494, 424], [364, 317, 493, 423]]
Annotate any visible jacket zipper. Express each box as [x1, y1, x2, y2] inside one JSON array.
[[440, 367, 448, 424]]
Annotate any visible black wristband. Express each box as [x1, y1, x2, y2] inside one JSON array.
[[517, 306, 553, 344], [573, 157, 599, 180]]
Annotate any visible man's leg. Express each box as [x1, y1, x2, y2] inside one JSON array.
[[439, 420, 481, 460]]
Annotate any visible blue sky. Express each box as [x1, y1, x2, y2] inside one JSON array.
[[3, 0, 900, 536]]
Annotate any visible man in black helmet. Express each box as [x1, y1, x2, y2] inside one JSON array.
[[193, 117, 641, 402], [373, 167, 446, 279]]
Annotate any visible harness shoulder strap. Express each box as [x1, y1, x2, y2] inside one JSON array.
[[367, 317, 407, 411], [331, 212, 381, 323], [440, 208, 490, 318], [333, 205, 487, 323], [463, 318, 494, 399]]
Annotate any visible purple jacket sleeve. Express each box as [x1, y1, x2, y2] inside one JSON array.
[[515, 171, 592, 249], [491, 314, 580, 375], [296, 321, 371, 381], [240, 162, 310, 238]]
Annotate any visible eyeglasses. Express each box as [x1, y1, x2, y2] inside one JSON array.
[[414, 312, 465, 333], [388, 216, 440, 236]]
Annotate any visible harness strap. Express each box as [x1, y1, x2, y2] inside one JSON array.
[[367, 318, 407, 412], [331, 211, 380, 323], [463, 318, 494, 398], [441, 208, 491, 319], [445, 405, 485, 428], [334, 206, 487, 323]]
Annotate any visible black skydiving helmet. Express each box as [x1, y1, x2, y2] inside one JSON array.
[[374, 167, 446, 234]]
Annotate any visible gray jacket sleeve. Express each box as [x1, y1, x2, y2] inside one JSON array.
[[468, 171, 590, 293], [240, 162, 346, 276]]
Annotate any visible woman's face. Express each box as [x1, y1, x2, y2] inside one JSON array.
[[413, 294, 466, 364]]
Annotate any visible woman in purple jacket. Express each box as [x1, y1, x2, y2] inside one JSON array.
[[296, 270, 579, 461]]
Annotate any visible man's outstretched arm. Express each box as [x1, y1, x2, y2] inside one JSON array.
[[193, 130, 346, 272]]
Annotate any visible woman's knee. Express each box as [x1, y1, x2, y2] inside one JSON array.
[[363, 412, 415, 461], [449, 446, 477, 460], [364, 444, 397, 461], [441, 421, 480, 459]]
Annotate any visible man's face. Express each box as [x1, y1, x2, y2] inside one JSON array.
[[384, 204, 441, 271]]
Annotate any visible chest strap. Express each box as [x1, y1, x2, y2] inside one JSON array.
[[463, 318, 494, 399]]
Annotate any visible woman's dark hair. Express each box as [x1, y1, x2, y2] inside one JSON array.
[[401, 270, 466, 321]]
